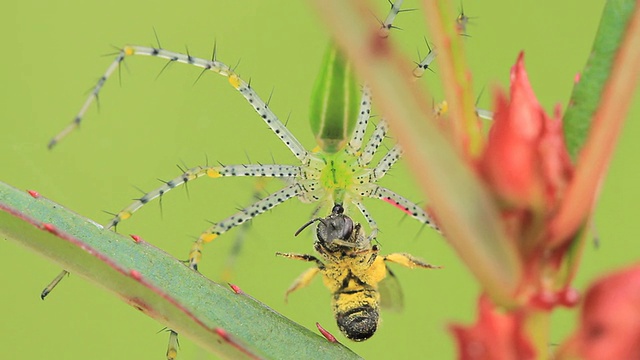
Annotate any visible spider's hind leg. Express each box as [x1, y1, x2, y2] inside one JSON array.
[[188, 183, 302, 270]]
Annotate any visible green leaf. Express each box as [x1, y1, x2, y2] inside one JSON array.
[[0, 180, 360, 360]]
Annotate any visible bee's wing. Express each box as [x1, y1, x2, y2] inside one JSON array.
[[378, 266, 404, 313]]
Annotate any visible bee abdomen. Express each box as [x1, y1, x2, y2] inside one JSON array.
[[336, 305, 379, 341]]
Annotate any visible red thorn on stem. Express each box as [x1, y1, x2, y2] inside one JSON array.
[[530, 290, 558, 311], [316, 322, 338, 343], [574, 72, 581, 84], [130, 269, 142, 280], [215, 327, 230, 340], [130, 234, 142, 243], [42, 223, 58, 234], [559, 287, 581, 307], [27, 190, 40, 198], [228, 283, 243, 294], [214, 327, 260, 359]]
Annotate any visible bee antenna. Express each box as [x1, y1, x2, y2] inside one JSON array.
[[294, 217, 324, 236]]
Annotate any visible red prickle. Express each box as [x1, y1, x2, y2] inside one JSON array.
[[316, 322, 337, 343]]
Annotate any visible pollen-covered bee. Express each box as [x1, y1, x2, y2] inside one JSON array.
[[276, 204, 440, 341]]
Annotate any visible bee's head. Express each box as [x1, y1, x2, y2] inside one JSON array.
[[294, 204, 359, 251], [316, 204, 354, 245]]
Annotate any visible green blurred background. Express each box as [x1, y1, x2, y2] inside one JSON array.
[[1, 0, 638, 359]]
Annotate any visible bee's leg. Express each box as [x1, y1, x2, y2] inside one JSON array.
[[275, 252, 324, 302], [383, 253, 442, 270], [348, 245, 379, 257], [275, 252, 324, 267]]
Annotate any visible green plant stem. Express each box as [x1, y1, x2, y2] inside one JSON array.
[[524, 310, 551, 360], [422, 0, 484, 156], [551, 0, 640, 246], [0, 180, 360, 360]]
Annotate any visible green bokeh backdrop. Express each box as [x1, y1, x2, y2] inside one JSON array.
[[1, 1, 638, 359]]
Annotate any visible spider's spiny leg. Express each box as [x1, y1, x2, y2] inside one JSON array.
[[189, 183, 301, 269], [107, 164, 300, 229], [50, 46, 309, 162], [371, 144, 402, 182], [166, 330, 179, 360], [379, 0, 405, 37], [40, 269, 69, 300], [351, 198, 379, 241], [345, 86, 372, 156], [476, 108, 494, 120], [413, 39, 438, 78], [221, 177, 270, 281], [370, 185, 439, 232], [357, 118, 389, 167], [48, 51, 126, 149], [347, 0, 401, 155]]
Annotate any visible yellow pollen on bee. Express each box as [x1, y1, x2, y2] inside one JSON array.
[[200, 233, 218, 243], [228, 74, 241, 89], [123, 46, 135, 56], [206, 168, 221, 178]]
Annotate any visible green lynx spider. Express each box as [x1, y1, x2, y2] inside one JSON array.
[[49, 0, 439, 272], [42, 0, 447, 354]]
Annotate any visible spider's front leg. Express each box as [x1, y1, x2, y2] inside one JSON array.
[[107, 164, 300, 229]]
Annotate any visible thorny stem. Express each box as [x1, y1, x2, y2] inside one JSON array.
[[422, 0, 484, 157]]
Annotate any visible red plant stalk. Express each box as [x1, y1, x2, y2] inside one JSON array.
[[314, 0, 640, 358], [451, 53, 580, 359]]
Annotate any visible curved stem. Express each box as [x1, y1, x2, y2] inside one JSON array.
[[551, 0, 640, 246]]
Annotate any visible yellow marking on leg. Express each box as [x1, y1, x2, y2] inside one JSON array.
[[228, 74, 242, 89], [200, 233, 218, 243], [189, 240, 204, 269], [123, 46, 135, 56], [118, 211, 132, 221], [206, 168, 222, 178], [166, 330, 178, 360]]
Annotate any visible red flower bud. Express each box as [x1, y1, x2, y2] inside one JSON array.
[[450, 295, 535, 360], [557, 265, 640, 360], [480, 53, 572, 213]]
